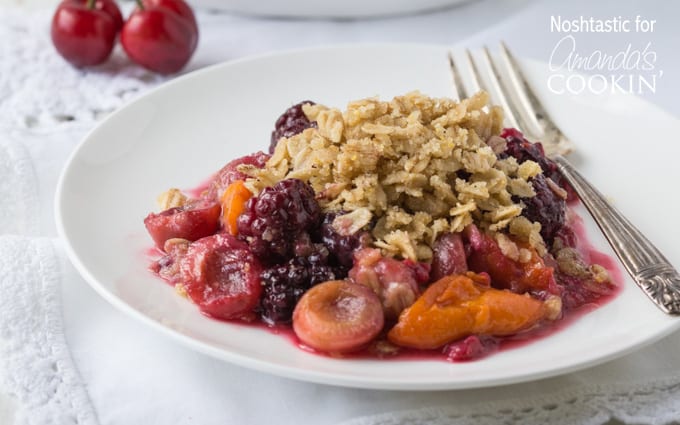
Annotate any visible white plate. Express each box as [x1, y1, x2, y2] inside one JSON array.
[[192, 0, 471, 18], [56, 44, 680, 390]]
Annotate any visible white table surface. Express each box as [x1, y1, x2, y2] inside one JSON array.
[[1, 0, 679, 424]]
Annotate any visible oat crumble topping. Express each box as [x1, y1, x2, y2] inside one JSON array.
[[243, 91, 545, 261]]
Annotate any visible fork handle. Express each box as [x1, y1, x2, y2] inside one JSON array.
[[553, 155, 680, 315]]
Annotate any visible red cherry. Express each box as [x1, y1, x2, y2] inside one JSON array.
[[51, 0, 123, 67], [143, 200, 221, 250], [121, 0, 199, 74], [180, 234, 263, 321]]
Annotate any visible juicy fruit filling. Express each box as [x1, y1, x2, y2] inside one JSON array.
[[145, 93, 617, 360]]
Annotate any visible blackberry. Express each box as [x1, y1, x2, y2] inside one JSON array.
[[270, 101, 317, 153], [260, 255, 339, 324], [501, 128, 576, 201], [501, 128, 558, 178], [320, 212, 372, 269], [519, 173, 566, 245], [501, 129, 567, 244], [237, 179, 321, 263]]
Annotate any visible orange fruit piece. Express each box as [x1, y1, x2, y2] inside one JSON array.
[[387, 272, 548, 350], [220, 180, 252, 235]]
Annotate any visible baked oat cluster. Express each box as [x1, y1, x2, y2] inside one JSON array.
[[144, 91, 617, 361]]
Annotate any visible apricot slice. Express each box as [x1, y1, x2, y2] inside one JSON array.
[[292, 280, 384, 354], [387, 272, 548, 350], [219, 180, 252, 235]]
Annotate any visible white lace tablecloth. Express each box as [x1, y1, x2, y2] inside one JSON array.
[[2, 1, 680, 424]]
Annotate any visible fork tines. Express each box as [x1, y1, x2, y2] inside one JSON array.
[[448, 43, 574, 157]]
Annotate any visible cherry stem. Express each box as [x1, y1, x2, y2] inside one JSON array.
[[135, 0, 144, 9], [86, 0, 95, 9]]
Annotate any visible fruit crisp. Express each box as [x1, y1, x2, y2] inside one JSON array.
[[144, 91, 617, 361]]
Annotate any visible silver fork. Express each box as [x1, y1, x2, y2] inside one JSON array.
[[448, 43, 680, 315]]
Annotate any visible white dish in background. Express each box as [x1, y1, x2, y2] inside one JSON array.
[[56, 44, 680, 390], [192, 0, 471, 18]]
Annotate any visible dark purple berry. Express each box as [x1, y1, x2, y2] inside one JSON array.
[[259, 254, 339, 324], [320, 212, 372, 269], [500, 128, 568, 244], [501, 128, 557, 177], [260, 261, 308, 325], [500, 128, 576, 201], [518, 173, 566, 245], [270, 101, 317, 154], [237, 179, 321, 263]]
